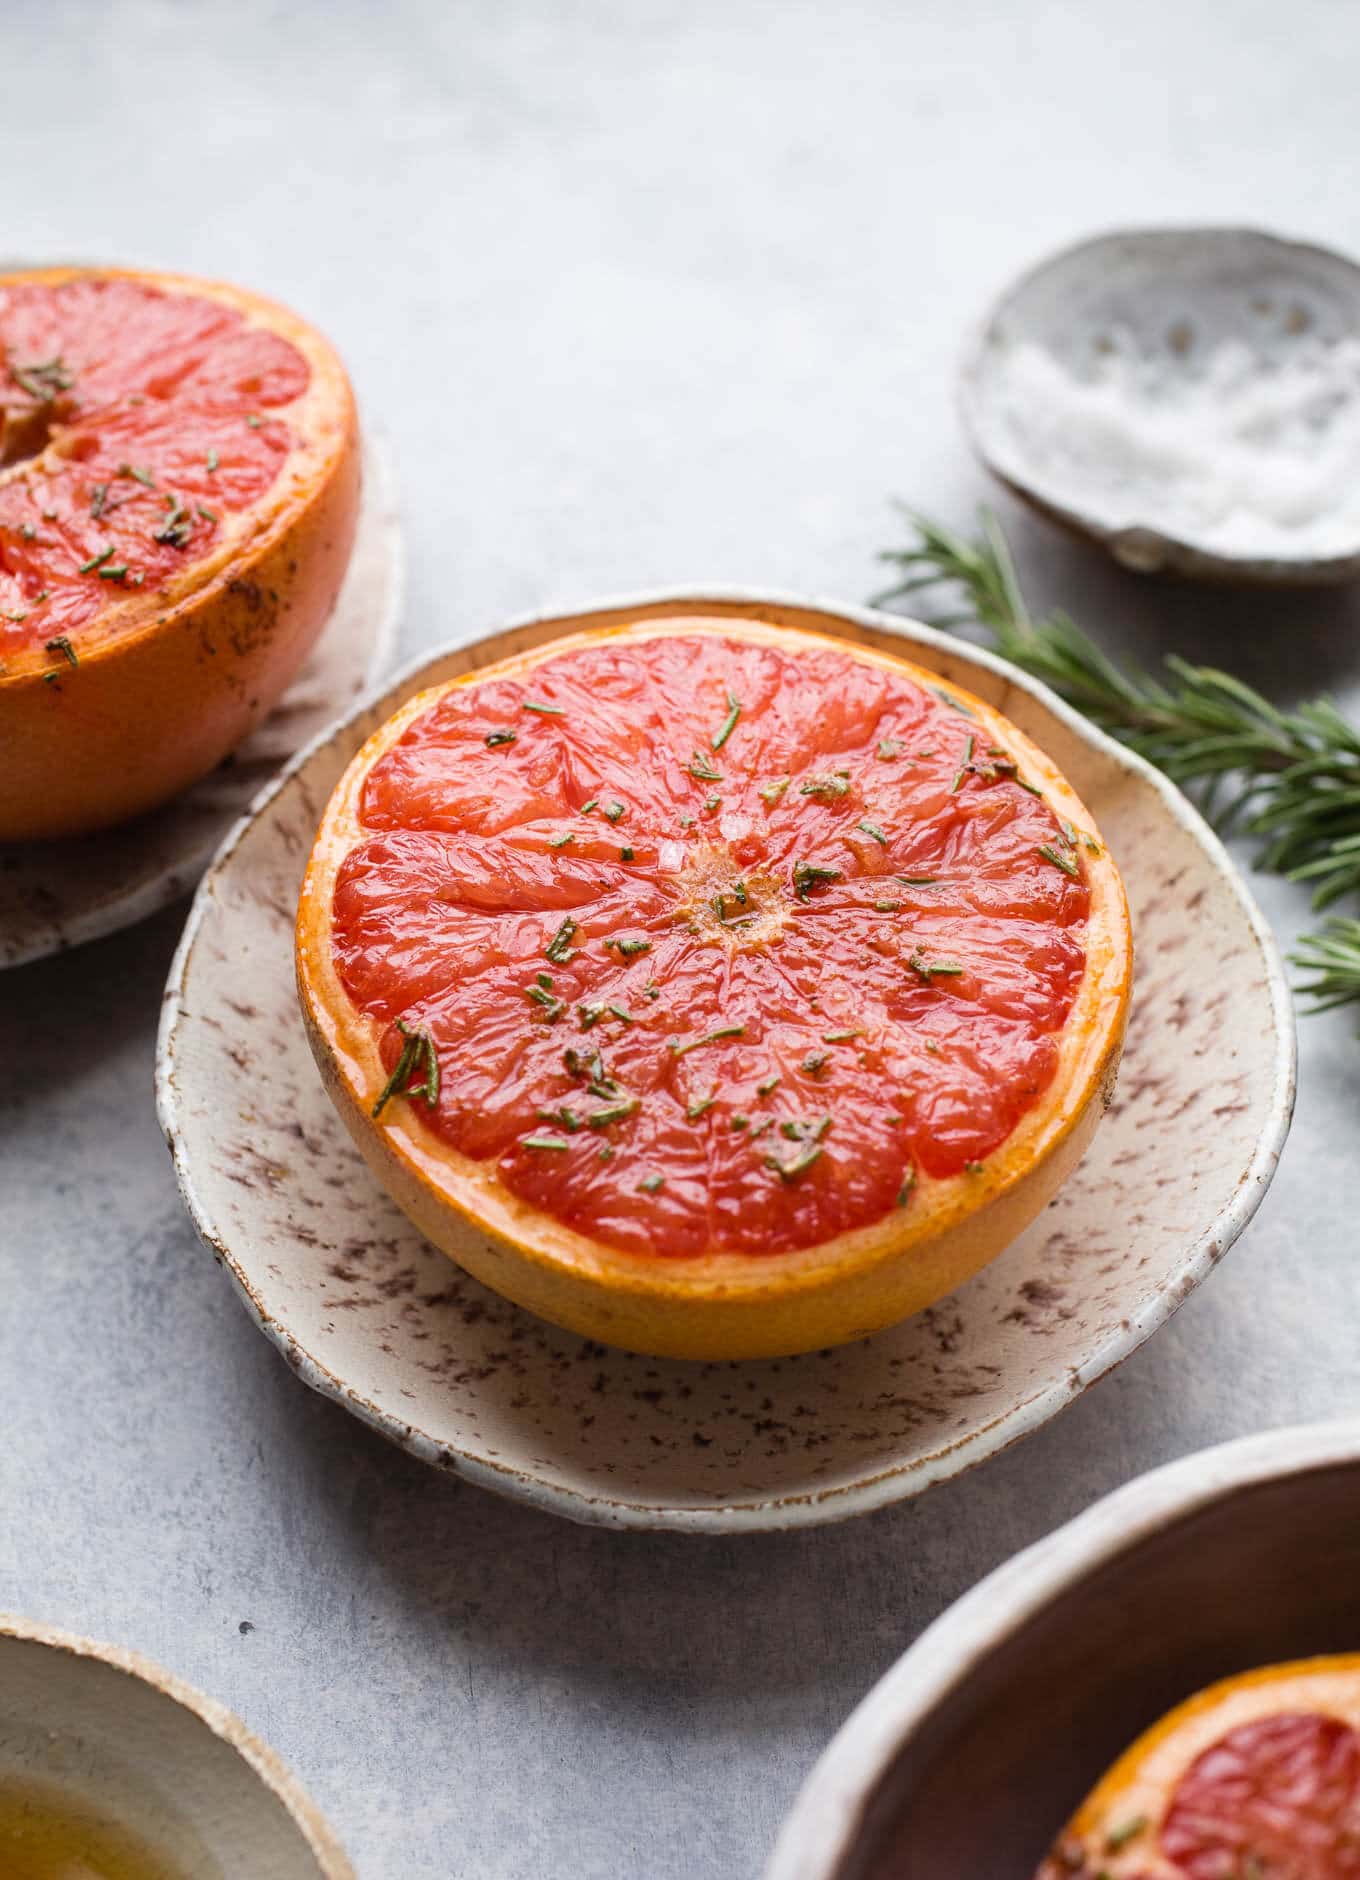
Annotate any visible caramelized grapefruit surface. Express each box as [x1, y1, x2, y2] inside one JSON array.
[[0, 267, 359, 838], [331, 629, 1090, 1256], [298, 615, 1131, 1356], [1036, 1657, 1360, 1880]]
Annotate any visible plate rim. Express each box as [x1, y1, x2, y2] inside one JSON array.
[[0, 1610, 354, 1878], [155, 587, 1297, 1533], [0, 435, 405, 970], [762, 1416, 1360, 1877]]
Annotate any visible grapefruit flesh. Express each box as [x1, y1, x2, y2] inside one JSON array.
[[1036, 1659, 1360, 1880], [328, 629, 1093, 1260], [1, 274, 308, 648]]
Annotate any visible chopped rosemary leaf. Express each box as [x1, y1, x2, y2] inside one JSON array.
[[537, 1105, 582, 1132], [756, 1074, 780, 1096], [931, 685, 974, 716], [874, 899, 901, 912], [639, 1173, 665, 1194], [731, 1113, 749, 1130], [822, 1029, 859, 1042], [766, 1143, 823, 1182], [908, 952, 964, 979], [799, 773, 850, 799], [792, 860, 842, 899], [606, 936, 651, 957], [607, 1004, 634, 1024], [205, 449, 219, 473], [1104, 1816, 1148, 1853], [120, 463, 156, 487], [686, 1092, 718, 1120], [545, 916, 578, 963], [899, 875, 937, 886], [522, 699, 565, 715], [896, 1168, 916, 1206], [578, 1003, 605, 1029], [964, 1159, 985, 1174], [485, 728, 516, 747], [79, 546, 114, 574], [247, 414, 262, 428], [857, 820, 887, 844], [670, 1023, 746, 1058], [688, 749, 722, 781], [1083, 835, 1102, 855], [588, 1098, 639, 1127], [711, 688, 742, 751], [1017, 775, 1044, 796], [580, 798, 598, 813], [758, 776, 790, 804], [801, 1051, 829, 1076], [876, 738, 905, 760], [45, 636, 78, 669], [527, 986, 567, 1022], [950, 735, 975, 794], [620, 846, 634, 861], [90, 483, 109, 519], [703, 794, 721, 813], [523, 1134, 572, 1152], [536, 972, 553, 988], [371, 1020, 440, 1118], [1037, 842, 1081, 878], [547, 831, 574, 849], [97, 564, 129, 581], [598, 1145, 614, 1161], [603, 801, 626, 823]]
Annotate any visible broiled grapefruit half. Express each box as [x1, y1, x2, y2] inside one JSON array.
[[0, 266, 359, 839], [1036, 1656, 1360, 1879], [296, 615, 1132, 1360]]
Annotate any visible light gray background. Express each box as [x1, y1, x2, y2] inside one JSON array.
[[3, 3, 1358, 1875]]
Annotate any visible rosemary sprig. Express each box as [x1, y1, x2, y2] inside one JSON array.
[[875, 508, 1360, 1011]]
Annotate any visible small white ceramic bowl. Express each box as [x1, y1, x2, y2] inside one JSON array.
[[765, 1419, 1360, 1879], [0, 1616, 352, 1877], [962, 226, 1360, 583]]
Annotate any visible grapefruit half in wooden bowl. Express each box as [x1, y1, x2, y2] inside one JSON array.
[[1035, 1655, 1360, 1879], [0, 265, 359, 841], [295, 614, 1132, 1360]]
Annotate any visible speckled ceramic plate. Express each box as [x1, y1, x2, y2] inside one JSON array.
[[156, 592, 1295, 1533], [0, 1614, 352, 1876], [0, 440, 402, 969]]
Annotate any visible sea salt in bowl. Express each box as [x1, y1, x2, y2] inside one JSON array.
[[961, 227, 1360, 583]]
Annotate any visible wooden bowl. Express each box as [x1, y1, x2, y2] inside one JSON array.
[[764, 1420, 1360, 1878]]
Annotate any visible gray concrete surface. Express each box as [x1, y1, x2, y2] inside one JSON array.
[[3, 3, 1359, 1875]]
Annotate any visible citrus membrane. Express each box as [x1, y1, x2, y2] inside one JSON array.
[[329, 628, 1097, 1260]]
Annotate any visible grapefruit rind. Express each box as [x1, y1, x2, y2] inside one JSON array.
[[0, 266, 360, 839], [296, 615, 1131, 1361]]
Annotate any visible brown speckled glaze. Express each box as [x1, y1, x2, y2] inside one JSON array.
[[0, 443, 402, 969], [156, 592, 1295, 1532]]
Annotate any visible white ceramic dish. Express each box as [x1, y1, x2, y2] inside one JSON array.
[[962, 226, 1360, 583], [0, 440, 402, 969], [0, 1614, 351, 1877], [764, 1418, 1360, 1880], [156, 591, 1294, 1533]]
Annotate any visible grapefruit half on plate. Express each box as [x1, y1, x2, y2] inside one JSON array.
[[1036, 1656, 1360, 1879], [296, 615, 1132, 1359], [0, 266, 359, 839]]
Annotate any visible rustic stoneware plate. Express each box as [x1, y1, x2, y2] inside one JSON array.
[[156, 592, 1294, 1533], [0, 1614, 352, 1876], [764, 1418, 1360, 1880], [0, 440, 402, 969], [961, 226, 1360, 583]]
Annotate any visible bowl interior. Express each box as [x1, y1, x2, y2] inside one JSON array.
[[965, 227, 1360, 575], [837, 1458, 1360, 1878], [0, 1630, 341, 1878]]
